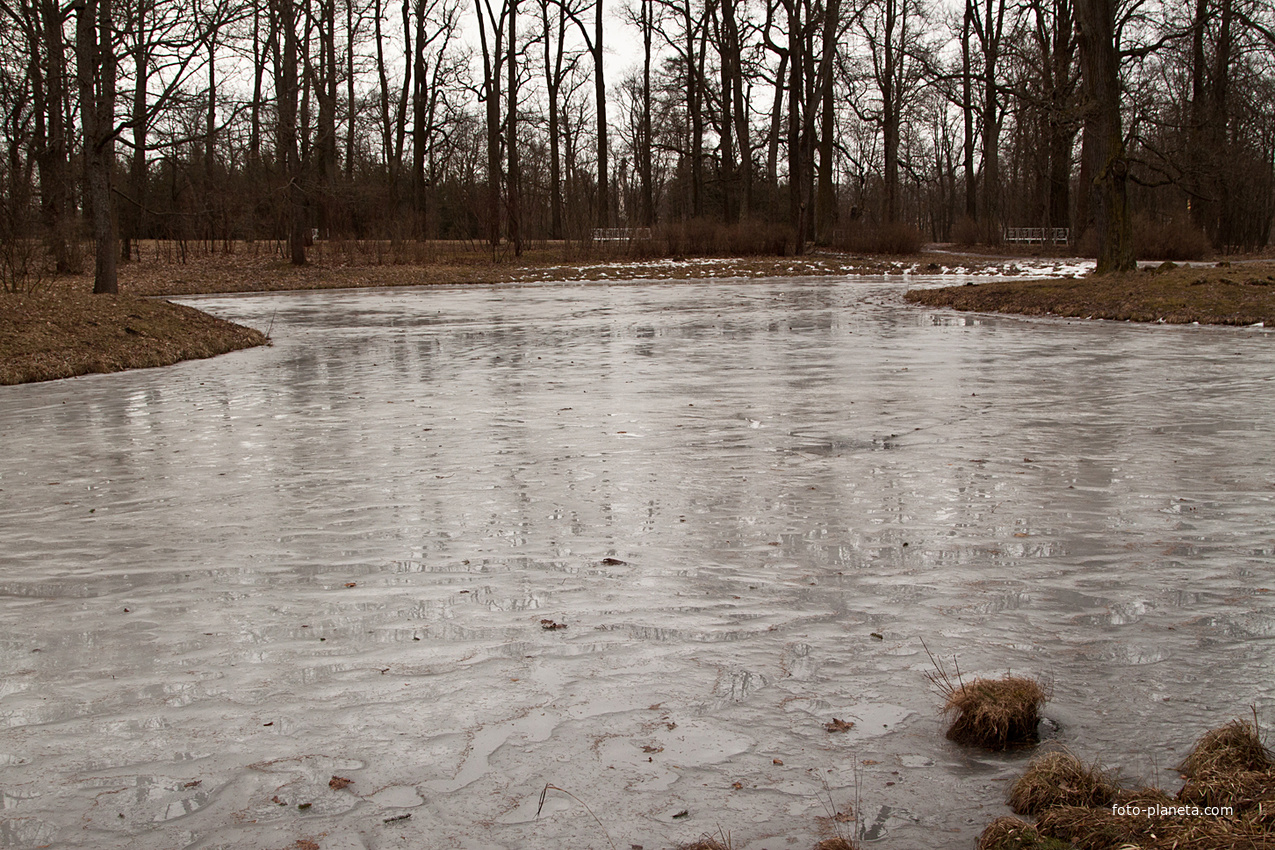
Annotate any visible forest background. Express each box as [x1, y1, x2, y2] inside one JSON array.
[[1, 0, 1273, 295]]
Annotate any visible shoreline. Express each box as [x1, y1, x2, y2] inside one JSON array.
[[4, 249, 1272, 385]]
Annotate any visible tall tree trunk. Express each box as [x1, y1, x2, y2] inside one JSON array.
[[814, 0, 840, 244], [476, 0, 503, 249], [716, 1, 737, 223], [38, 0, 71, 272], [1076, 0, 1133, 272], [974, 0, 1006, 239], [316, 0, 337, 236], [374, 0, 392, 172], [1211, 0, 1233, 246], [411, 0, 428, 232], [592, 0, 607, 227], [724, 0, 750, 219], [542, 0, 564, 238], [785, 0, 807, 249], [1048, 0, 1075, 232], [881, 0, 900, 223], [251, 0, 264, 167], [640, 0, 654, 225], [684, 0, 702, 219], [121, 0, 149, 263], [206, 32, 217, 181], [507, 0, 521, 254], [392, 0, 412, 192], [76, 0, 118, 293], [345, 0, 356, 181], [273, 0, 307, 264], [767, 49, 787, 219], [961, 0, 975, 219]]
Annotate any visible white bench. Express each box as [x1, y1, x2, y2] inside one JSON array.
[[591, 227, 653, 243], [1004, 227, 1069, 245]]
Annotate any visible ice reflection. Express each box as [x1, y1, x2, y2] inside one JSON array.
[[0, 277, 1272, 848]]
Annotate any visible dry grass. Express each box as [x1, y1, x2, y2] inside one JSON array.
[[924, 645, 1050, 750], [985, 717, 1275, 850], [941, 676, 1050, 749], [107, 240, 927, 297], [0, 290, 266, 385], [904, 262, 1275, 325], [1179, 718, 1272, 777], [676, 830, 738, 850], [977, 815, 1075, 850], [812, 839, 857, 850], [1008, 752, 1121, 816]]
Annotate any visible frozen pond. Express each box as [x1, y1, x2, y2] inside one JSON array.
[[1, 276, 1273, 850]]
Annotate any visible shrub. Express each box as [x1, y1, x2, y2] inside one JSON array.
[[951, 216, 982, 246], [1133, 215, 1211, 261], [836, 222, 923, 255]]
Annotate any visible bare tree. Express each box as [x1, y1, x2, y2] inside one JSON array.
[[1076, 0, 1134, 270], [75, 0, 119, 292], [271, 0, 307, 263]]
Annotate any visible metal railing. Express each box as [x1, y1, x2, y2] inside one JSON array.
[[591, 227, 653, 243], [1003, 227, 1070, 244]]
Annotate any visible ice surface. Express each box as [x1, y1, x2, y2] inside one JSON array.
[[1, 276, 1272, 849]]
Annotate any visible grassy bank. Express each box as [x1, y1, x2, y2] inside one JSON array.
[[905, 262, 1275, 325], [0, 243, 977, 385], [0, 290, 267, 385], [980, 718, 1275, 850], [6, 246, 1272, 386], [111, 242, 941, 296]]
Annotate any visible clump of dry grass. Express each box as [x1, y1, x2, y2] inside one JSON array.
[[924, 647, 1049, 749], [941, 675, 1050, 749], [1174, 717, 1275, 815], [812, 838, 857, 850], [1178, 718, 1272, 777], [1179, 765, 1275, 814], [676, 830, 737, 850], [983, 715, 1275, 850], [1008, 752, 1120, 816], [977, 815, 1074, 850], [1032, 805, 1143, 850]]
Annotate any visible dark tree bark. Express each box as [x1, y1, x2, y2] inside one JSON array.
[[783, 0, 807, 247], [345, 0, 356, 181], [119, 0, 150, 263], [591, 0, 607, 227], [315, 0, 337, 236], [272, 0, 307, 264], [75, 0, 119, 293], [206, 28, 217, 181], [971, 0, 1007, 239], [411, 0, 428, 227], [34, 0, 73, 272], [1076, 0, 1134, 271], [475, 0, 506, 249], [814, 0, 841, 244], [1029, 0, 1077, 232], [961, 0, 976, 219], [507, 0, 521, 254], [540, 0, 566, 237], [373, 0, 391, 170], [250, 0, 264, 167], [723, 0, 751, 220], [640, 0, 654, 224]]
